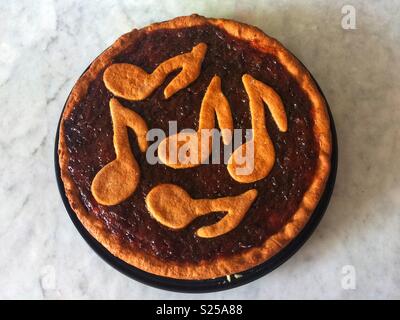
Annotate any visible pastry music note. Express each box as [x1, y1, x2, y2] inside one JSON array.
[[146, 184, 258, 238], [103, 43, 207, 100], [91, 98, 148, 206], [157, 75, 233, 168], [227, 74, 287, 183]]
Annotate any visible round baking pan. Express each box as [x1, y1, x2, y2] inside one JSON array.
[[55, 65, 338, 293]]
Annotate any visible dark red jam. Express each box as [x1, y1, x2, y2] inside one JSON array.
[[63, 25, 319, 262]]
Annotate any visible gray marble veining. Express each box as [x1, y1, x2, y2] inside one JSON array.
[[0, 0, 399, 299]]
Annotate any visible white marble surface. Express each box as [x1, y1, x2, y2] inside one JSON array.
[[0, 0, 399, 299]]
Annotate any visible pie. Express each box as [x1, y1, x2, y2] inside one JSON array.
[[58, 14, 331, 280]]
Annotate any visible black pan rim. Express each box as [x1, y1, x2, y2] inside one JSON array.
[[54, 56, 338, 294]]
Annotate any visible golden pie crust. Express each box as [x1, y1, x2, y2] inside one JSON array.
[[58, 14, 331, 280]]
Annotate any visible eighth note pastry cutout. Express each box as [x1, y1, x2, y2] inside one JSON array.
[[228, 74, 288, 183], [157, 75, 233, 168], [146, 184, 258, 238], [91, 98, 148, 206], [103, 43, 207, 100]]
